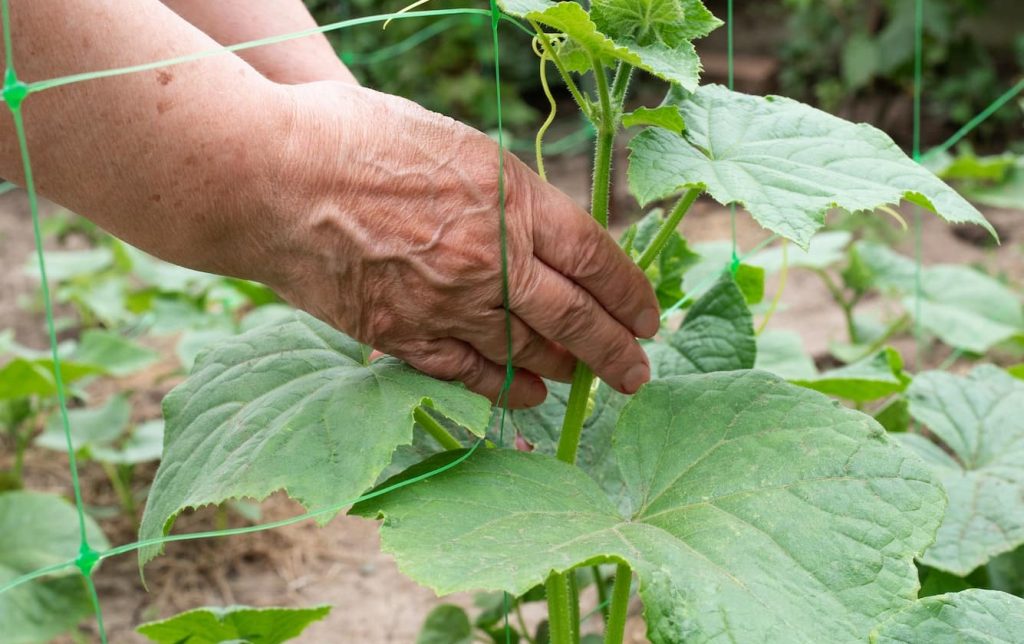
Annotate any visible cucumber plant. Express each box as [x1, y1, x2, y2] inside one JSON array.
[[137, 1, 1024, 642]]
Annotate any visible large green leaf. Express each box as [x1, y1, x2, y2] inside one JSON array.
[[869, 590, 1024, 643], [0, 491, 110, 643], [354, 371, 945, 643], [138, 312, 491, 565], [513, 274, 754, 508], [136, 605, 330, 644], [628, 85, 995, 247], [900, 367, 1024, 575], [748, 231, 853, 273]]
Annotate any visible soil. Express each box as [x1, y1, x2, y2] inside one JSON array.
[[2, 157, 1022, 643]]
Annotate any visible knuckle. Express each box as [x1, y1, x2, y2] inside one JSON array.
[[552, 291, 594, 342]]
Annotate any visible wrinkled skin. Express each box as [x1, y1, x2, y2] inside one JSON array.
[[270, 83, 658, 406], [1, 0, 658, 408]]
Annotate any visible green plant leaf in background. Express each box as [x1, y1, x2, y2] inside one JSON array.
[[136, 605, 330, 644], [416, 604, 474, 644], [72, 329, 158, 377], [138, 312, 492, 566], [34, 393, 131, 453], [899, 367, 1024, 576], [869, 589, 1024, 643], [354, 371, 945, 643], [748, 231, 853, 274], [628, 85, 995, 247], [0, 491, 110, 643], [853, 243, 1023, 354], [754, 330, 817, 380], [791, 347, 910, 402], [683, 241, 765, 306]]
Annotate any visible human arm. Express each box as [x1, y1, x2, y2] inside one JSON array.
[[2, 0, 658, 407], [159, 0, 359, 85]]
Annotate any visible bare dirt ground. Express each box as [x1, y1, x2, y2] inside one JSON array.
[[1, 161, 1022, 642]]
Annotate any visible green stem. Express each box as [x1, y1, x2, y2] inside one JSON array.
[[815, 269, 858, 344], [11, 425, 27, 483], [529, 22, 591, 119], [592, 565, 610, 624], [546, 571, 579, 644], [604, 563, 632, 644], [413, 407, 462, 451], [610, 62, 634, 105], [100, 461, 136, 519], [555, 362, 595, 464], [516, 600, 538, 644], [637, 189, 700, 270]]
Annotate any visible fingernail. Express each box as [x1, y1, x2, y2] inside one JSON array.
[[621, 363, 650, 395], [526, 379, 547, 405], [633, 308, 660, 339]]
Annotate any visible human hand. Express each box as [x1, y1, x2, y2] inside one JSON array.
[[258, 82, 658, 408]]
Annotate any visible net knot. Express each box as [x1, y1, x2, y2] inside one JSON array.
[[75, 542, 101, 577], [2, 68, 27, 110]]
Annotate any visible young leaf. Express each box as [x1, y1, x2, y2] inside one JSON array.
[[628, 85, 995, 247], [136, 605, 330, 644], [869, 590, 1024, 644], [416, 604, 474, 644], [622, 105, 686, 133], [138, 312, 491, 566], [791, 347, 910, 402], [354, 371, 944, 643], [0, 491, 111, 644], [648, 274, 756, 377], [900, 367, 1024, 575]]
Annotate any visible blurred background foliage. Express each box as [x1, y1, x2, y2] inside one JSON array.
[[304, 0, 1022, 152]]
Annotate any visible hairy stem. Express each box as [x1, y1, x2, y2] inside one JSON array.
[[413, 407, 462, 451], [610, 62, 634, 104], [555, 362, 595, 463], [604, 563, 633, 644], [546, 571, 579, 644], [637, 188, 701, 270]]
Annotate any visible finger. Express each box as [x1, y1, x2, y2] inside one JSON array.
[[529, 182, 660, 338], [462, 311, 576, 383], [401, 338, 548, 409], [511, 261, 650, 395]]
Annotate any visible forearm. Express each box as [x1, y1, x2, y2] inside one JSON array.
[[160, 0, 358, 84], [1, 0, 294, 284]]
